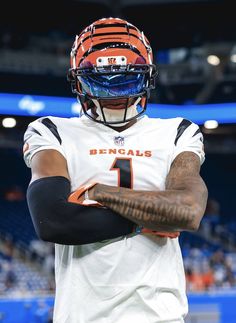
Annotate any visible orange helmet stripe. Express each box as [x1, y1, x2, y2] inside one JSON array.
[[71, 17, 153, 67]]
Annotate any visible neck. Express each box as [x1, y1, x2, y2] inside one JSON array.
[[106, 118, 137, 132]]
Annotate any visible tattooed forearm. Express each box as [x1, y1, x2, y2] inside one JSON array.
[[91, 186, 196, 231]]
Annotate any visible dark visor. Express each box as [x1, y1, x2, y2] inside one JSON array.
[[78, 73, 147, 97]]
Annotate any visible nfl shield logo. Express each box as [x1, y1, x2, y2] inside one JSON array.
[[114, 136, 125, 146]]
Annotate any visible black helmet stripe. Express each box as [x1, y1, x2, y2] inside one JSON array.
[[87, 23, 137, 30], [79, 42, 142, 65], [76, 32, 141, 53]]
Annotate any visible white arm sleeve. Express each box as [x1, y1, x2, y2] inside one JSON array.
[[23, 117, 66, 168], [172, 119, 205, 165]]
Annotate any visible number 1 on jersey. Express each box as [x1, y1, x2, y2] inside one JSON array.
[[110, 158, 133, 189]]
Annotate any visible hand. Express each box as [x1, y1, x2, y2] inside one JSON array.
[[68, 183, 104, 207]]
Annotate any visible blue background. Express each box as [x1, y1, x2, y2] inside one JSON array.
[[0, 92, 236, 125]]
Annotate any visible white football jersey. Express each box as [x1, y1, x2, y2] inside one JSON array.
[[23, 114, 204, 323]]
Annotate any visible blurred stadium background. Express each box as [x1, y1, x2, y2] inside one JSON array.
[[0, 0, 236, 322]]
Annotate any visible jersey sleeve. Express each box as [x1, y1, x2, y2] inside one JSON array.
[[23, 116, 66, 168], [172, 118, 205, 165]]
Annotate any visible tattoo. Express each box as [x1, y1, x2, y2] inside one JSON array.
[[166, 151, 200, 190], [93, 187, 194, 231], [91, 152, 208, 232]]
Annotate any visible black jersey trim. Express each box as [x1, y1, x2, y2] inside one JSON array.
[[192, 128, 203, 142], [192, 128, 201, 137], [24, 126, 42, 143], [41, 118, 62, 144], [174, 119, 192, 145], [27, 126, 41, 137]]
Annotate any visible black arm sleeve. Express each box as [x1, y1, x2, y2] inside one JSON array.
[[26, 176, 135, 245]]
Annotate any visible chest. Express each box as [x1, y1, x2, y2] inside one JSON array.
[[63, 124, 175, 192]]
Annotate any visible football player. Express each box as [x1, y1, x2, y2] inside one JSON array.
[[24, 17, 208, 323]]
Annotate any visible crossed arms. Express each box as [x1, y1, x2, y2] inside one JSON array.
[[27, 149, 208, 244]]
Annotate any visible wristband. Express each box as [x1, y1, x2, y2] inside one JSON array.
[[135, 225, 180, 238]]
